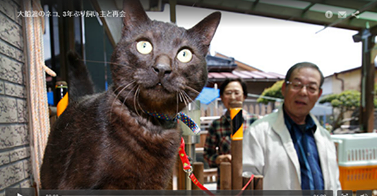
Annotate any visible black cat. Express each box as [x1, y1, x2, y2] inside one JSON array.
[[40, 0, 221, 189]]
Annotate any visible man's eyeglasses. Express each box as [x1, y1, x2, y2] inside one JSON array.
[[224, 90, 243, 97], [286, 81, 320, 94]]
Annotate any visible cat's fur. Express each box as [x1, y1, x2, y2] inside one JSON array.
[[40, 0, 221, 189]]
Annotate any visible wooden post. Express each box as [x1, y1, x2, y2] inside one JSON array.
[[253, 175, 264, 190], [169, 0, 176, 24], [242, 176, 254, 190], [192, 162, 204, 190], [353, 27, 377, 133], [230, 101, 243, 190], [220, 162, 231, 190], [177, 155, 186, 190]]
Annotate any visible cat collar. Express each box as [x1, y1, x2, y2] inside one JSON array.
[[144, 111, 201, 134]]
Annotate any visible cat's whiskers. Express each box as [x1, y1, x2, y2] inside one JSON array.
[[183, 93, 190, 106], [136, 87, 144, 115], [182, 90, 194, 104], [178, 91, 184, 102], [181, 90, 200, 111], [112, 81, 136, 99], [185, 86, 200, 95], [176, 93, 179, 115], [120, 84, 138, 109], [110, 84, 130, 121], [178, 91, 186, 106], [110, 82, 137, 121], [180, 91, 192, 107], [178, 91, 183, 103], [134, 86, 142, 116], [182, 90, 200, 110], [182, 86, 201, 107], [111, 81, 136, 109], [80, 59, 130, 67]]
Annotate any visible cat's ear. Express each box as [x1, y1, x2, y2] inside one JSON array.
[[188, 12, 221, 46], [122, 0, 151, 30]]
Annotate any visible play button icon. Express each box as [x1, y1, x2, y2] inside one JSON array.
[[5, 188, 34, 196]]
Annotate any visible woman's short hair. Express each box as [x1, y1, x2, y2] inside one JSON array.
[[219, 78, 248, 98]]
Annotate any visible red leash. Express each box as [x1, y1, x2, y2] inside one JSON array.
[[178, 137, 254, 195]]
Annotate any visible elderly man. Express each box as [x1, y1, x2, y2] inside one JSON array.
[[243, 62, 341, 192]]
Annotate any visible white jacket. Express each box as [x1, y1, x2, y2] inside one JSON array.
[[242, 106, 341, 192]]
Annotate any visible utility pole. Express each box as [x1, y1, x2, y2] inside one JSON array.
[[353, 25, 377, 133]]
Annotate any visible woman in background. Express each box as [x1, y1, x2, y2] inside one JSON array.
[[203, 78, 258, 189]]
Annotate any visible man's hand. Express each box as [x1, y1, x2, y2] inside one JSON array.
[[215, 154, 232, 165]]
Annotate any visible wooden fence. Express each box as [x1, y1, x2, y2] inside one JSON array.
[[200, 98, 280, 118]]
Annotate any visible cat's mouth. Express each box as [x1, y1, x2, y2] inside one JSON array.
[[138, 81, 178, 107], [148, 81, 170, 92], [138, 75, 180, 98], [154, 83, 164, 91]]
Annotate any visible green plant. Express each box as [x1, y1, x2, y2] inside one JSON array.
[[319, 90, 366, 131], [257, 80, 284, 104]]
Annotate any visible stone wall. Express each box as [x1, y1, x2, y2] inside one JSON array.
[[0, 0, 32, 195]]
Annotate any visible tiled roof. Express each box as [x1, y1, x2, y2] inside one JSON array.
[[205, 54, 285, 82], [214, 52, 263, 72], [208, 70, 285, 82], [206, 55, 236, 67]]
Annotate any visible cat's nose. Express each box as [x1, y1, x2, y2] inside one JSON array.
[[153, 64, 171, 75], [153, 55, 172, 77]]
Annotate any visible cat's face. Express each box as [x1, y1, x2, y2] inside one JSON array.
[[111, 0, 221, 116]]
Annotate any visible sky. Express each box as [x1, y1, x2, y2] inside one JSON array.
[[147, 5, 362, 77]]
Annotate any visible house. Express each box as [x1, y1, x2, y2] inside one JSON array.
[[320, 65, 377, 130], [201, 52, 284, 117], [214, 52, 263, 72], [206, 52, 284, 97], [322, 66, 377, 95], [0, 0, 33, 192]]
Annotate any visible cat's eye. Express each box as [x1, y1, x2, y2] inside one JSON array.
[[177, 49, 192, 63], [136, 41, 153, 54]]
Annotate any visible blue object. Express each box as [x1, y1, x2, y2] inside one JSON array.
[[195, 87, 220, 105], [47, 91, 54, 106]]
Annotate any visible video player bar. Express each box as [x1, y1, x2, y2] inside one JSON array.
[[4, 188, 373, 196]]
